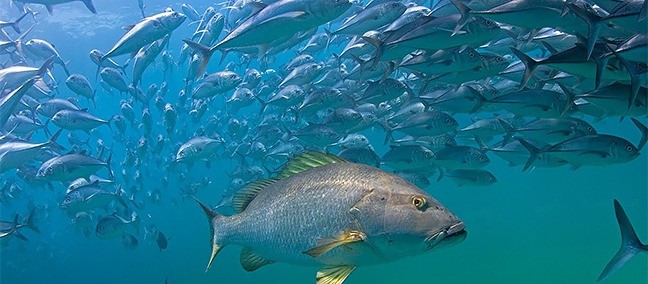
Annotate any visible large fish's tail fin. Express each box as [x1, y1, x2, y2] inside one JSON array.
[[631, 118, 647, 151], [81, 0, 97, 14], [22, 208, 40, 233], [12, 214, 28, 241], [183, 39, 215, 80], [598, 199, 648, 281], [509, 47, 539, 89], [516, 138, 541, 172], [10, 12, 28, 33], [194, 197, 224, 272], [449, 0, 472, 36]]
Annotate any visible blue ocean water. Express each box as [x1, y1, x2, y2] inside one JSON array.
[[0, 1, 646, 284]]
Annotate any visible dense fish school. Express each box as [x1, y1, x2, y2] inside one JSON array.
[[0, 0, 646, 283]]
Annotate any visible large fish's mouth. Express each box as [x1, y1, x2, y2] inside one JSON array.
[[424, 222, 467, 250]]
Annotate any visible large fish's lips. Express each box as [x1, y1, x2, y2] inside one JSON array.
[[425, 222, 467, 250]]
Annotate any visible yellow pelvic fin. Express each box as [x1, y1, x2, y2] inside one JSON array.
[[316, 265, 356, 284], [240, 247, 275, 272], [304, 230, 366, 258]]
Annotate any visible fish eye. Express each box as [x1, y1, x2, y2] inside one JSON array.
[[485, 20, 493, 26], [587, 127, 593, 132], [626, 145, 634, 152], [411, 195, 427, 210], [445, 118, 451, 123], [477, 154, 484, 160]]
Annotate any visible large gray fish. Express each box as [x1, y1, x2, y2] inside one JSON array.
[[332, 1, 407, 36], [195, 152, 465, 284], [36, 151, 112, 182], [598, 199, 648, 281], [183, 0, 352, 77], [61, 182, 126, 213], [0, 13, 27, 34], [0, 129, 62, 173], [51, 109, 111, 132], [101, 10, 185, 60]]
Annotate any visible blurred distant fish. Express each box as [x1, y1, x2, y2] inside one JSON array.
[[12, 0, 97, 14], [156, 231, 170, 251], [95, 212, 138, 240]]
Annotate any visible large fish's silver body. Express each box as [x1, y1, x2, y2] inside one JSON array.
[[201, 154, 465, 278], [102, 11, 185, 59]]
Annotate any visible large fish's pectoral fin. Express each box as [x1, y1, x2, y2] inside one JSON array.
[[304, 230, 366, 258], [240, 247, 274, 272], [316, 265, 356, 284]]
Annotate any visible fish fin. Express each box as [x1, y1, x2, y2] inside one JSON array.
[[597, 199, 648, 281], [631, 118, 647, 151], [22, 207, 39, 233], [193, 197, 223, 272], [240, 247, 274, 272], [231, 179, 277, 213], [516, 138, 540, 172], [565, 1, 601, 60], [247, 2, 267, 16], [449, 0, 471, 36], [45, 5, 54, 15], [509, 47, 539, 89], [436, 167, 445, 182], [182, 39, 215, 79], [278, 152, 347, 179], [81, 0, 97, 14], [304, 231, 366, 258], [316, 265, 356, 284]]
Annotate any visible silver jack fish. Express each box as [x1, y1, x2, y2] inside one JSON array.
[[195, 152, 465, 284]]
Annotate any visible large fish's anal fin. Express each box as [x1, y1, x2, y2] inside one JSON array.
[[597, 199, 648, 281], [316, 265, 356, 284], [240, 247, 274, 272], [303, 230, 366, 258], [193, 197, 223, 272]]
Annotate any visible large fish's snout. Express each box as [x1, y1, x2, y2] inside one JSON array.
[[424, 214, 466, 250]]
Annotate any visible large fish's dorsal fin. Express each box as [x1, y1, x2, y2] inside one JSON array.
[[316, 265, 356, 284], [239, 247, 275, 272], [232, 179, 277, 213], [278, 152, 347, 179]]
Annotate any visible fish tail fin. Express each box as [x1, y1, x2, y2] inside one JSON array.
[[61, 60, 71, 77], [256, 96, 268, 114], [436, 167, 445, 182], [466, 85, 487, 113], [497, 119, 516, 146], [565, 1, 601, 60], [449, 0, 471, 36], [194, 197, 224, 272], [363, 35, 384, 68], [509, 47, 538, 88], [12, 214, 28, 241], [22, 208, 39, 233], [378, 120, 393, 145], [82, 0, 97, 14], [182, 39, 215, 78], [46, 128, 65, 151], [37, 56, 55, 77], [11, 12, 28, 33], [105, 153, 115, 179], [474, 136, 491, 152], [631, 118, 648, 152], [516, 138, 541, 172], [598, 199, 648, 281]]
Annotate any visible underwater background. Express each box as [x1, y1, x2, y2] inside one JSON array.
[[0, 1, 646, 284]]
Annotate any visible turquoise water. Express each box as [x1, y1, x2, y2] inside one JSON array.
[[1, 1, 647, 284]]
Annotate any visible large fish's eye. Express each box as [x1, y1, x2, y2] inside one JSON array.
[[626, 145, 634, 152], [411, 195, 427, 210]]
